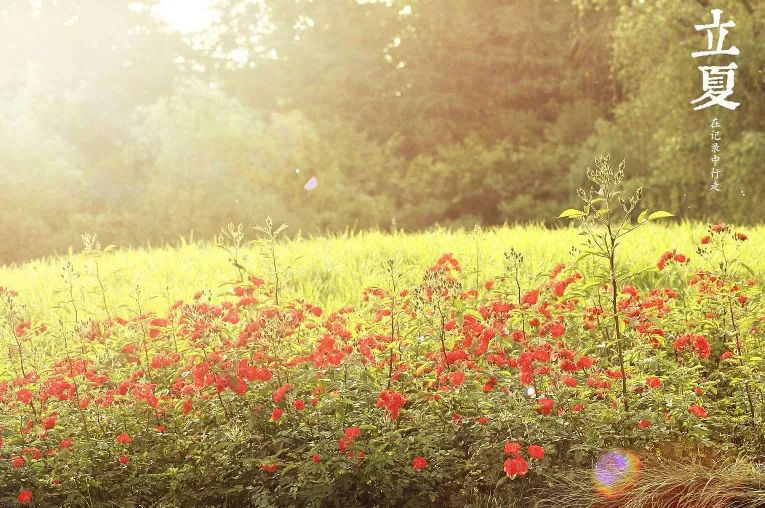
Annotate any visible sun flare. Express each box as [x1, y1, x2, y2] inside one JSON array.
[[153, 0, 218, 33]]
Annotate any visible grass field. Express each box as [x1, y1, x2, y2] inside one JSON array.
[[2, 222, 764, 321]]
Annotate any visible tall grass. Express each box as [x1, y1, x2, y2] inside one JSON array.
[[2, 222, 765, 322]]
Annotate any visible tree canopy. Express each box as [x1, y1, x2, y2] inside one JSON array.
[[1, 0, 763, 263]]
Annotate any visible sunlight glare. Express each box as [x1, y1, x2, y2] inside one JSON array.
[[153, 0, 219, 33]]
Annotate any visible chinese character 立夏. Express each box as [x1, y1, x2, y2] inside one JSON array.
[[691, 63, 740, 111], [692, 9, 740, 58]]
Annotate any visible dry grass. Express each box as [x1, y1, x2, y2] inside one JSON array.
[[538, 458, 765, 508]]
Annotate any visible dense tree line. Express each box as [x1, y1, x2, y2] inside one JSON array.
[[1, 0, 763, 263]]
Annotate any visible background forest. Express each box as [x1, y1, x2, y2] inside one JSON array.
[[1, 0, 764, 264]]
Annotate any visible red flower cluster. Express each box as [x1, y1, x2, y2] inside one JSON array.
[[338, 426, 361, 453], [673, 334, 710, 359], [0, 235, 758, 502], [502, 441, 543, 477], [645, 376, 661, 389], [375, 390, 406, 420], [657, 250, 690, 270]]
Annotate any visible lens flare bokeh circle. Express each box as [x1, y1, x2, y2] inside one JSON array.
[[593, 449, 641, 498]]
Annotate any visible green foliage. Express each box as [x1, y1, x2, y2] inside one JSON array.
[[8, 1, 763, 263]]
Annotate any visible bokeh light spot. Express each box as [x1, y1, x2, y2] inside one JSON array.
[[304, 176, 318, 191], [593, 449, 641, 498]]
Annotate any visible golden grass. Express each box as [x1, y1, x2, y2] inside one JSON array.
[[538, 458, 765, 508]]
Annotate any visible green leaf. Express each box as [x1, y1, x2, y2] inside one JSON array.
[[462, 308, 484, 322], [637, 209, 648, 224], [558, 208, 586, 219], [648, 211, 674, 220], [738, 260, 756, 277]]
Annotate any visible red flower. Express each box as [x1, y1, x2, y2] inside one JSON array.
[[260, 463, 277, 473], [477, 416, 489, 425], [272, 383, 292, 404], [12, 456, 25, 468], [59, 437, 73, 450], [503, 456, 529, 477], [563, 376, 577, 388], [606, 367, 624, 379], [18, 490, 33, 504], [344, 427, 361, 440], [412, 456, 428, 471], [448, 371, 466, 386], [504, 441, 521, 456], [528, 445, 544, 460], [645, 376, 661, 389], [271, 408, 284, 421], [42, 413, 58, 430], [521, 289, 540, 306], [550, 322, 565, 338], [720, 351, 733, 360], [118, 455, 129, 465], [537, 397, 554, 415], [312, 454, 321, 463], [116, 432, 132, 445], [16, 389, 33, 405], [736, 232, 748, 241], [689, 404, 708, 418], [25, 447, 41, 460], [294, 399, 305, 411], [577, 356, 595, 370], [637, 419, 651, 429], [693, 336, 710, 358], [701, 235, 711, 244], [482, 377, 497, 393]]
